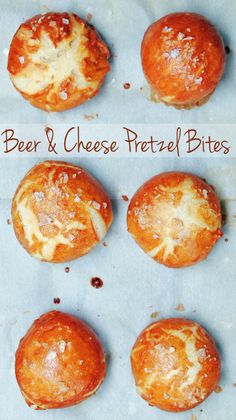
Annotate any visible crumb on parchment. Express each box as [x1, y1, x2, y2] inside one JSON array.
[[150, 311, 160, 319], [175, 303, 185, 312]]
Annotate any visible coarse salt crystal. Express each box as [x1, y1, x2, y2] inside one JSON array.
[[103, 202, 107, 209], [202, 189, 208, 199], [177, 32, 185, 41], [46, 351, 57, 362], [59, 91, 68, 100], [62, 18, 70, 24], [60, 172, 68, 183], [92, 201, 101, 210], [198, 348, 206, 360], [74, 194, 81, 203], [33, 191, 44, 202], [58, 382, 69, 392], [59, 340, 66, 353], [38, 214, 53, 226], [19, 56, 25, 64], [170, 49, 180, 58], [163, 26, 172, 33], [195, 77, 203, 85]]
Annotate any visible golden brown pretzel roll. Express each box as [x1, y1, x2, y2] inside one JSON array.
[[15, 311, 106, 410], [127, 172, 222, 268], [12, 160, 113, 262], [141, 12, 226, 108], [8, 12, 110, 112], [131, 318, 220, 412]]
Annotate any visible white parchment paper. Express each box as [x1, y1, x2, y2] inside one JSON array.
[[0, 1, 236, 420]]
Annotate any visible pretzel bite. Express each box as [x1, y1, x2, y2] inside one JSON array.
[[131, 318, 220, 412], [12, 160, 113, 262], [141, 12, 226, 108], [8, 12, 110, 111], [127, 172, 222, 268], [15, 311, 106, 409]]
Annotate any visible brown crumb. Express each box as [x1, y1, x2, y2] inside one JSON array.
[[53, 297, 60, 304], [122, 195, 129, 202], [91, 277, 104, 289], [65, 267, 70, 273], [7, 218, 12, 225], [86, 12, 93, 21], [103, 242, 108, 247], [191, 415, 197, 420], [150, 311, 160, 319], [233, 383, 236, 387], [84, 113, 98, 121], [175, 303, 185, 312], [214, 385, 223, 394], [233, 215, 236, 218], [123, 82, 131, 90]]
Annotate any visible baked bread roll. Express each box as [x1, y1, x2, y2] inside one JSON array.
[[8, 12, 110, 112], [141, 12, 225, 108], [15, 311, 106, 409], [12, 160, 113, 262], [127, 172, 222, 268], [131, 318, 220, 412]]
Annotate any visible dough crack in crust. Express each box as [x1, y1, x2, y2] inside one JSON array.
[[131, 318, 221, 412], [127, 172, 222, 267], [8, 12, 110, 111], [12, 161, 113, 262]]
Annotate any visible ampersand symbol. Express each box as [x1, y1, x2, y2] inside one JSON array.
[[45, 127, 58, 154]]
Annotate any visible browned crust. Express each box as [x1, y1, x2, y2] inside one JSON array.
[[15, 311, 106, 409]]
